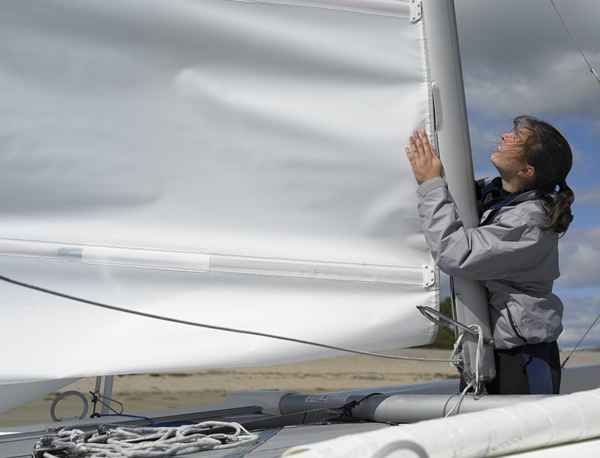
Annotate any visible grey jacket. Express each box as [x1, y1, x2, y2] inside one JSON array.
[[417, 176, 563, 349]]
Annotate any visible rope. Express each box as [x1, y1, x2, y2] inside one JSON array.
[[0, 273, 451, 363], [561, 310, 600, 368], [548, 0, 600, 86], [35, 402, 375, 458], [33, 422, 258, 458]]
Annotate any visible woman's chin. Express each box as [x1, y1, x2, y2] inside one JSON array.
[[490, 161, 505, 177], [490, 153, 501, 168]]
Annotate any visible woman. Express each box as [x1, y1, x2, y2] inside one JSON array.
[[405, 115, 574, 395]]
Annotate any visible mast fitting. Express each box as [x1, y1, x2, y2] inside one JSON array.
[[409, 0, 423, 23]]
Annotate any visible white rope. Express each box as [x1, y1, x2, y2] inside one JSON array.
[[35, 421, 258, 458]]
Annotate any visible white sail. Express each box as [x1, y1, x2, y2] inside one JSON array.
[[0, 0, 437, 383]]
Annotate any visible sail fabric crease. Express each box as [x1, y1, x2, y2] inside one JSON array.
[[0, 0, 436, 382]]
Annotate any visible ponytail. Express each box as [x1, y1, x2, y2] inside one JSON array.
[[513, 115, 574, 236], [543, 181, 575, 236]]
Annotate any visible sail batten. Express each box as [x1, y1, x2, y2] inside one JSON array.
[[0, 238, 430, 285]]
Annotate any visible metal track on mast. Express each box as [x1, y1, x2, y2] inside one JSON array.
[[421, 0, 495, 382]]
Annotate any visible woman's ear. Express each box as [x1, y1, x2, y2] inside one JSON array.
[[521, 164, 535, 179]]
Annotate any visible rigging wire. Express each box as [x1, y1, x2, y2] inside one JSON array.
[[0, 273, 451, 363], [561, 310, 600, 368], [548, 0, 600, 86], [444, 382, 473, 417]]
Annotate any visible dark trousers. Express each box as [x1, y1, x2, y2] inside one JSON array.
[[485, 341, 561, 395]]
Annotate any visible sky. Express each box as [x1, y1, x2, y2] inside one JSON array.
[[452, 0, 600, 348]]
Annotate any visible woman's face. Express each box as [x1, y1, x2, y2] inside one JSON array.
[[490, 128, 533, 180]]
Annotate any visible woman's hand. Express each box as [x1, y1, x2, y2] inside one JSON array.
[[405, 129, 443, 184]]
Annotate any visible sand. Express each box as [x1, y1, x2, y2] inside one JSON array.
[[1, 348, 599, 427]]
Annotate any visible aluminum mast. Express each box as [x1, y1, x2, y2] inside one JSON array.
[[422, 0, 496, 382]]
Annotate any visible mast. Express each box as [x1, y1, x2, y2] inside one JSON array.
[[421, 0, 496, 383]]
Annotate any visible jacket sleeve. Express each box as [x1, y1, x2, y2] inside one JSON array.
[[416, 177, 548, 281]]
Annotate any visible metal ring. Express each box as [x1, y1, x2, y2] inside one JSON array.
[[50, 390, 89, 422]]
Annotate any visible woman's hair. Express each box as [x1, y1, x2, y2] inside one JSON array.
[[513, 115, 574, 235]]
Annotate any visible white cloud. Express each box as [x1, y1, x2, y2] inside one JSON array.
[[558, 227, 600, 288], [456, 0, 600, 118], [467, 122, 504, 176], [575, 186, 600, 206], [469, 123, 497, 157], [559, 294, 600, 349]]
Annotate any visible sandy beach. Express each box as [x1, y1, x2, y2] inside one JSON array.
[[2, 348, 599, 427]]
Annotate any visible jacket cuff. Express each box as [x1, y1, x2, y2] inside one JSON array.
[[417, 176, 446, 197]]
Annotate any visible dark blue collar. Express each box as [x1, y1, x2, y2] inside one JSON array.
[[479, 177, 541, 225]]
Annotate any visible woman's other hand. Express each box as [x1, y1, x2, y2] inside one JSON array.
[[405, 129, 443, 184]]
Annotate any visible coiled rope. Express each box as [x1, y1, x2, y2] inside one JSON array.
[[33, 422, 258, 458]]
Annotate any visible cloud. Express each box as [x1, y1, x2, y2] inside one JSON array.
[[559, 294, 600, 349], [455, 0, 600, 119], [467, 121, 508, 177], [465, 52, 600, 117], [558, 227, 600, 288], [468, 122, 497, 160], [575, 186, 600, 206]]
